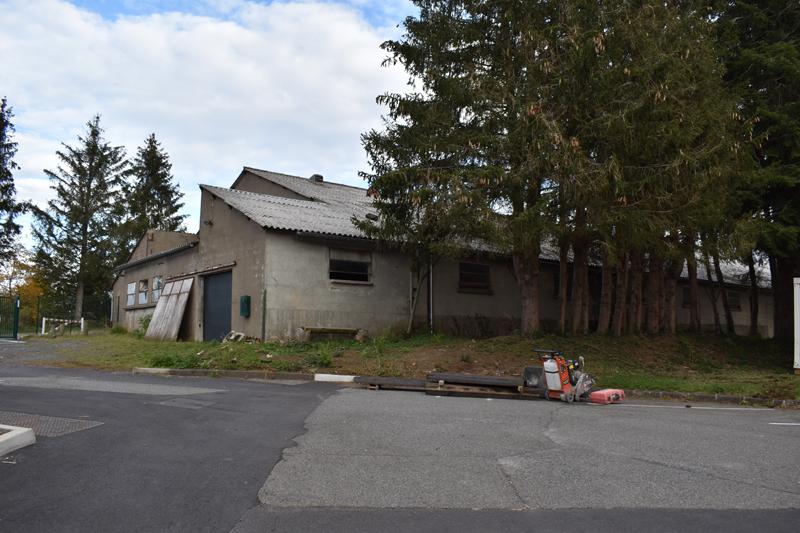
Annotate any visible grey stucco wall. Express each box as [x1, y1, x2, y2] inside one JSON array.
[[194, 189, 268, 340], [264, 233, 411, 338], [677, 283, 774, 337]]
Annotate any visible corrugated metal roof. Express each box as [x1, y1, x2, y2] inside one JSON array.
[[243, 167, 373, 210], [200, 184, 372, 239], [204, 170, 770, 289]]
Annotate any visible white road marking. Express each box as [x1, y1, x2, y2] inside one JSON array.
[[768, 422, 800, 426], [591, 403, 770, 412], [314, 374, 355, 383]]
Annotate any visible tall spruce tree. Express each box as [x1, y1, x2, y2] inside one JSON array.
[[128, 134, 185, 234], [360, 0, 590, 334], [112, 133, 185, 266], [718, 0, 800, 340], [32, 115, 128, 320], [0, 97, 25, 268], [362, 0, 733, 336]]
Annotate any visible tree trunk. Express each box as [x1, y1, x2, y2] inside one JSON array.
[[596, 250, 613, 334], [663, 260, 682, 335], [628, 253, 644, 334], [747, 251, 759, 337], [513, 252, 540, 335], [612, 254, 628, 336], [712, 252, 735, 334], [771, 255, 799, 340], [406, 262, 430, 335], [558, 241, 569, 334], [571, 241, 587, 335], [73, 278, 84, 321], [687, 255, 700, 332], [646, 254, 663, 334], [703, 251, 722, 334]]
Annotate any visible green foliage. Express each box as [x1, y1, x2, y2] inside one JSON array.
[[112, 133, 186, 266], [110, 325, 127, 335], [717, 0, 800, 338], [303, 352, 332, 368], [150, 352, 201, 368], [361, 1, 736, 336], [138, 314, 152, 333], [31, 115, 128, 320], [269, 359, 305, 372], [0, 97, 25, 268]]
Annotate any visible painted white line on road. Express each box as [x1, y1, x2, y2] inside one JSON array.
[[592, 403, 769, 412], [768, 422, 800, 426], [313, 374, 355, 383]]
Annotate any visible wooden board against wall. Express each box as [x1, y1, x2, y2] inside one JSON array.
[[145, 278, 194, 341]]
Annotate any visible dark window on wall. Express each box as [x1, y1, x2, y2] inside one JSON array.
[[138, 280, 149, 305], [458, 262, 491, 293], [126, 282, 135, 307], [329, 248, 372, 283]]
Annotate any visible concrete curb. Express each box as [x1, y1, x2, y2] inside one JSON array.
[[130, 368, 799, 407], [626, 389, 800, 408], [132, 368, 313, 381], [0, 424, 36, 456]]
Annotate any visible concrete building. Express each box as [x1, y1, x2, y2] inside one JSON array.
[[111, 167, 774, 341]]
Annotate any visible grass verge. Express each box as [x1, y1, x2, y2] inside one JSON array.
[[27, 329, 800, 399]]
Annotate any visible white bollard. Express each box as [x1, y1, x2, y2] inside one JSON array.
[[80, 317, 87, 336], [794, 278, 799, 374], [41, 317, 46, 335]]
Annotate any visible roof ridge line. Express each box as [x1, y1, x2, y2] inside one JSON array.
[[200, 183, 321, 206], [244, 166, 369, 192]]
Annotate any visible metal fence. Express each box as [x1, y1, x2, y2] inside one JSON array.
[[0, 295, 20, 340]]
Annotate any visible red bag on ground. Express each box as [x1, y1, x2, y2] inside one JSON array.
[[589, 388, 625, 404]]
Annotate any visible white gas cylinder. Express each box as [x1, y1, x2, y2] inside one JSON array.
[[543, 359, 562, 391]]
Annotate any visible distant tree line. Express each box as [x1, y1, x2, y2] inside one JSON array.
[[360, 0, 799, 341], [0, 103, 186, 321]]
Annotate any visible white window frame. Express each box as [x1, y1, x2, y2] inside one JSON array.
[[126, 282, 135, 307]]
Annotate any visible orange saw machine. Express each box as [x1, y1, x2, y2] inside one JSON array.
[[525, 349, 596, 403]]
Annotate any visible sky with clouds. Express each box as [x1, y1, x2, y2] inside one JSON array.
[[0, 0, 414, 245]]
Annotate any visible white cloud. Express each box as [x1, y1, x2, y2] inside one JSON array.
[[0, 0, 410, 244]]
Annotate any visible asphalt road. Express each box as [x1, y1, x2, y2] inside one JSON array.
[[0, 362, 334, 532], [1, 342, 799, 532]]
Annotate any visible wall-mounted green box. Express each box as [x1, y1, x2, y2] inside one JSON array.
[[239, 295, 251, 318]]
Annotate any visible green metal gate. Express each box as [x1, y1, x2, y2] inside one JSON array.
[[0, 296, 20, 340]]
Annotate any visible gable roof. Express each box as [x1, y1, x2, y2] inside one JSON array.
[[200, 184, 373, 239], [242, 167, 372, 208]]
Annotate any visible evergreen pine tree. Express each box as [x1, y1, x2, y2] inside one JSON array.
[[32, 115, 128, 320], [718, 0, 800, 340], [128, 133, 185, 234], [112, 133, 186, 266], [0, 97, 25, 268]]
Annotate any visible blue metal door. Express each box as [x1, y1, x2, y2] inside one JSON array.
[[203, 271, 232, 341]]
